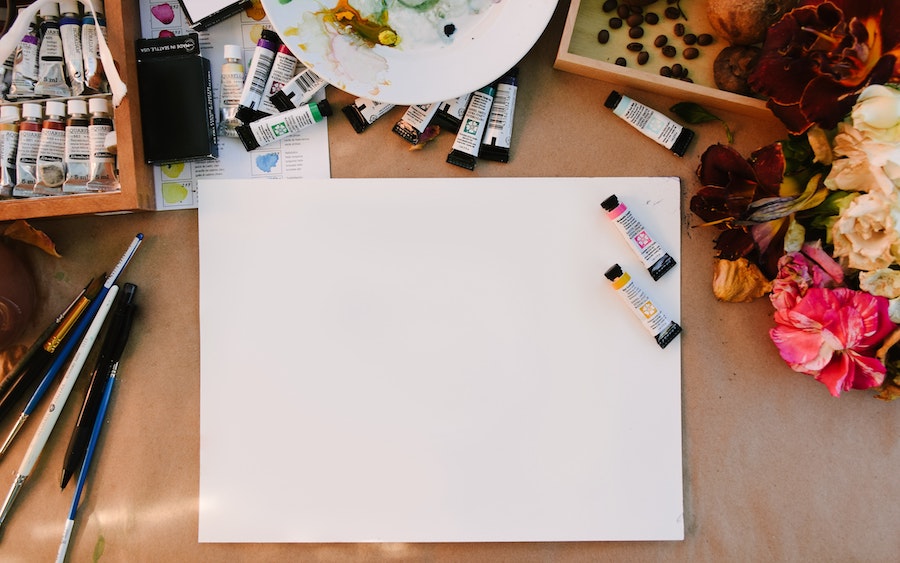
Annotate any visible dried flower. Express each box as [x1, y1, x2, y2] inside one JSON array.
[[711, 258, 773, 302], [770, 241, 844, 310], [770, 287, 895, 396], [831, 192, 900, 271]]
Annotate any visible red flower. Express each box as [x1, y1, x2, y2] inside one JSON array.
[[748, 0, 900, 135]]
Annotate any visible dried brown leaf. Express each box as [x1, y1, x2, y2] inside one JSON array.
[[3, 220, 61, 257]]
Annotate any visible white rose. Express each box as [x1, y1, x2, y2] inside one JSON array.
[[831, 192, 900, 271], [859, 268, 900, 299], [825, 124, 896, 196], [852, 84, 900, 143]]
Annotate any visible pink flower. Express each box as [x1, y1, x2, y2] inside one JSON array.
[[770, 287, 895, 396], [770, 242, 844, 310]]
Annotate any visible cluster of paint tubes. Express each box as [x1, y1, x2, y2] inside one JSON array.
[[0, 0, 118, 199], [228, 28, 518, 169], [342, 67, 519, 170]]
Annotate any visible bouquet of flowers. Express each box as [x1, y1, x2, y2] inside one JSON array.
[[689, 0, 900, 399]]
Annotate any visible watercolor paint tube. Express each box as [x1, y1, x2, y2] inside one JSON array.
[[0, 54, 14, 99], [479, 67, 518, 163], [601, 194, 676, 281], [257, 43, 298, 116], [392, 102, 441, 145], [59, 0, 85, 96], [12, 102, 43, 197], [63, 99, 91, 193], [447, 82, 496, 170], [270, 64, 327, 112], [603, 90, 694, 157], [218, 44, 245, 138], [341, 97, 395, 134], [236, 29, 281, 124], [236, 99, 332, 151], [604, 264, 681, 349], [34, 100, 68, 195], [35, 3, 70, 97], [8, 17, 41, 100], [81, 0, 108, 93], [432, 92, 472, 133], [0, 105, 20, 198], [86, 96, 119, 191]]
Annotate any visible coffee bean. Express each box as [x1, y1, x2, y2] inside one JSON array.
[[661, 45, 676, 57], [654, 34, 668, 47], [602, 0, 617, 13], [664, 6, 680, 19], [597, 29, 610, 44], [683, 47, 699, 59], [628, 26, 644, 39], [609, 17, 623, 29], [659, 66, 673, 77], [683, 33, 697, 45], [644, 12, 659, 25], [673, 23, 685, 37], [626, 42, 644, 52], [626, 14, 643, 27], [616, 4, 629, 18], [615, 57, 627, 66], [697, 33, 713, 46], [637, 51, 649, 65], [671, 63, 683, 77]]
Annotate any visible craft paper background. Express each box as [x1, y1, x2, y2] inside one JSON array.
[[197, 177, 683, 542]]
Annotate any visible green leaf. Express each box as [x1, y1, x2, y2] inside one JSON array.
[[670, 102, 734, 144]]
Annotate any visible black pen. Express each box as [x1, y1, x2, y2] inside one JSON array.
[[0, 277, 103, 425], [60, 283, 137, 489]]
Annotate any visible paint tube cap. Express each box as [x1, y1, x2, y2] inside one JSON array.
[[604, 90, 622, 109], [260, 29, 282, 46], [604, 264, 624, 282], [45, 101, 66, 118], [223, 44, 242, 61], [22, 103, 42, 120], [89, 97, 110, 114], [0, 105, 20, 122], [315, 99, 333, 118], [67, 98, 88, 116], [40, 2, 59, 16], [60, 0, 80, 15], [600, 194, 619, 212]]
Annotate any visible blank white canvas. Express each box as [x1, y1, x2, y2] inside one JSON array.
[[197, 177, 683, 543]]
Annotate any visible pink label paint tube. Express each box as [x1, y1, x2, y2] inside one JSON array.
[[603, 90, 694, 157], [432, 92, 472, 134], [257, 43, 298, 116], [479, 67, 518, 163], [447, 82, 496, 170], [392, 102, 440, 145], [236, 29, 281, 124], [341, 97, 395, 134], [601, 194, 676, 281], [604, 264, 681, 349], [269, 63, 326, 112], [236, 98, 332, 151]]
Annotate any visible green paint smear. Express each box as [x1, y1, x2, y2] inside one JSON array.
[[93, 534, 105, 561]]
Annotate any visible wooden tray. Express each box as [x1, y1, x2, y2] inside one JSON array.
[[0, 0, 154, 221], [554, 0, 772, 119]]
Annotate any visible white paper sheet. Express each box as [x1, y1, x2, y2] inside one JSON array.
[[197, 177, 684, 542]]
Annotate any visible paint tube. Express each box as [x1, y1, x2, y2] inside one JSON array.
[[256, 43, 297, 116], [35, 3, 70, 97], [601, 194, 677, 281], [236, 99, 331, 151], [341, 97, 394, 134], [0, 54, 14, 100], [479, 67, 518, 163], [34, 100, 68, 195], [86, 96, 118, 191], [447, 82, 496, 170], [604, 264, 681, 349], [63, 98, 91, 193], [12, 102, 43, 197], [218, 44, 244, 138], [236, 29, 280, 123], [0, 105, 20, 198], [59, 0, 85, 97], [269, 63, 326, 112], [432, 92, 471, 133], [603, 90, 694, 157], [82, 0, 108, 93], [392, 102, 440, 145], [8, 16, 41, 100]]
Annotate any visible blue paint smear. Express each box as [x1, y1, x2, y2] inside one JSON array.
[[255, 152, 280, 173]]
